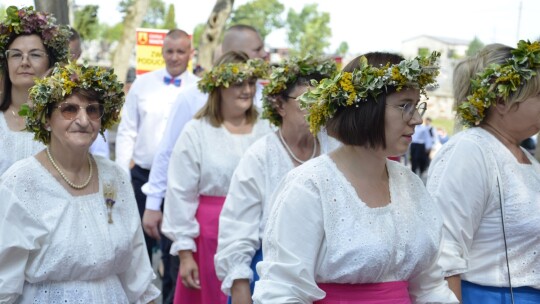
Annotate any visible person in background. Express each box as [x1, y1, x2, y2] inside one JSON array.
[[215, 56, 338, 304], [253, 52, 458, 304], [427, 40, 540, 303], [141, 25, 267, 304], [162, 51, 271, 304], [69, 27, 110, 159], [115, 29, 198, 272], [0, 5, 70, 175], [0, 61, 160, 303], [410, 118, 433, 177]]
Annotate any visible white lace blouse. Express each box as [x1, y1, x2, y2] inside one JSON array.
[[0, 156, 160, 304], [215, 131, 340, 295], [162, 117, 272, 255], [253, 155, 458, 304], [427, 127, 540, 289], [0, 111, 44, 175]]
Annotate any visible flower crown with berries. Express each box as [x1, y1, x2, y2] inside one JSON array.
[[0, 6, 70, 70], [262, 55, 337, 126], [299, 52, 441, 134], [457, 40, 540, 127], [20, 61, 125, 144], [197, 58, 269, 93]]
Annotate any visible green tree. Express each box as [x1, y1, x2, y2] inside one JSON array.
[[163, 4, 177, 29], [73, 5, 100, 40], [466, 36, 484, 56], [286, 4, 331, 57], [0, 5, 6, 20], [119, 0, 165, 28], [192, 23, 206, 49], [228, 0, 284, 41], [101, 23, 124, 42], [336, 41, 348, 57]]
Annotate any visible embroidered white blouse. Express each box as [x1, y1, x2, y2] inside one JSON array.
[[162, 117, 272, 255], [427, 127, 540, 289], [253, 155, 458, 304], [0, 156, 160, 304], [0, 111, 44, 175], [215, 131, 340, 295]]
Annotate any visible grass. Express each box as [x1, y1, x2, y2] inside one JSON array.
[[432, 117, 456, 136]]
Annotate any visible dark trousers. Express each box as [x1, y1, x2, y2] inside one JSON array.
[[130, 165, 156, 259], [131, 165, 178, 304], [410, 143, 428, 175]]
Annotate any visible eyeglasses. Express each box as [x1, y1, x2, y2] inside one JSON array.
[[5, 49, 48, 63], [285, 95, 300, 100], [56, 102, 104, 121], [386, 101, 427, 121]]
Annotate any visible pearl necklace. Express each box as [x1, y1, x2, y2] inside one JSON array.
[[278, 129, 318, 164], [46, 147, 93, 189]]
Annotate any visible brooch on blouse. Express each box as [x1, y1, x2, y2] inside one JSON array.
[[103, 182, 116, 224]]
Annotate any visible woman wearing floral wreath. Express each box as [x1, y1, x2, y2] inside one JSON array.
[[426, 40, 540, 303], [0, 6, 70, 175], [253, 52, 459, 304], [215, 56, 339, 304], [162, 51, 271, 304], [0, 62, 160, 303]]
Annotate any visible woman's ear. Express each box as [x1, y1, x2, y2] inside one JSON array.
[[492, 98, 514, 115], [275, 97, 286, 117]]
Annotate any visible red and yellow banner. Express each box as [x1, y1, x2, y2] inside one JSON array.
[[135, 28, 168, 75]]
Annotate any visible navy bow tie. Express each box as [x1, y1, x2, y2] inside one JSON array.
[[164, 76, 181, 87]]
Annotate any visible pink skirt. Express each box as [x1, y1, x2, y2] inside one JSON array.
[[315, 281, 411, 304], [173, 195, 228, 304]]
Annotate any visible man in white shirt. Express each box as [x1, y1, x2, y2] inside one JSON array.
[[139, 25, 266, 302], [115, 29, 198, 261]]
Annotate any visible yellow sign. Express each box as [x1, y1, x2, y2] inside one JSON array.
[[135, 28, 168, 75]]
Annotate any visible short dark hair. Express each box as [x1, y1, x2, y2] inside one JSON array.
[[326, 52, 404, 148]]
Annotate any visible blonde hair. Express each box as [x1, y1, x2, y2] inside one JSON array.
[[194, 51, 259, 127], [453, 43, 540, 122]]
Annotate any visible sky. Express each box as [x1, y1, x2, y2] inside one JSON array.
[[4, 0, 540, 55]]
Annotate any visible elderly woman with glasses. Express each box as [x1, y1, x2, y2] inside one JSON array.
[[253, 52, 458, 304], [0, 6, 71, 175], [0, 62, 160, 303]]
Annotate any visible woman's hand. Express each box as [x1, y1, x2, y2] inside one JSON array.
[[231, 279, 252, 304], [179, 250, 201, 289]]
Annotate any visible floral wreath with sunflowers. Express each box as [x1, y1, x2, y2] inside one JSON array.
[[262, 56, 337, 126], [20, 61, 125, 144], [299, 52, 441, 134], [0, 6, 70, 70], [457, 40, 540, 127], [197, 58, 269, 93]]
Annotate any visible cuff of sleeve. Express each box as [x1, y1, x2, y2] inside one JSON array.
[[134, 284, 161, 304], [0, 295, 18, 304], [170, 238, 197, 256], [145, 195, 163, 211], [221, 265, 254, 295], [412, 283, 460, 304], [439, 241, 467, 277]]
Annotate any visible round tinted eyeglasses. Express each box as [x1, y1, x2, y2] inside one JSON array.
[[56, 102, 104, 121]]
